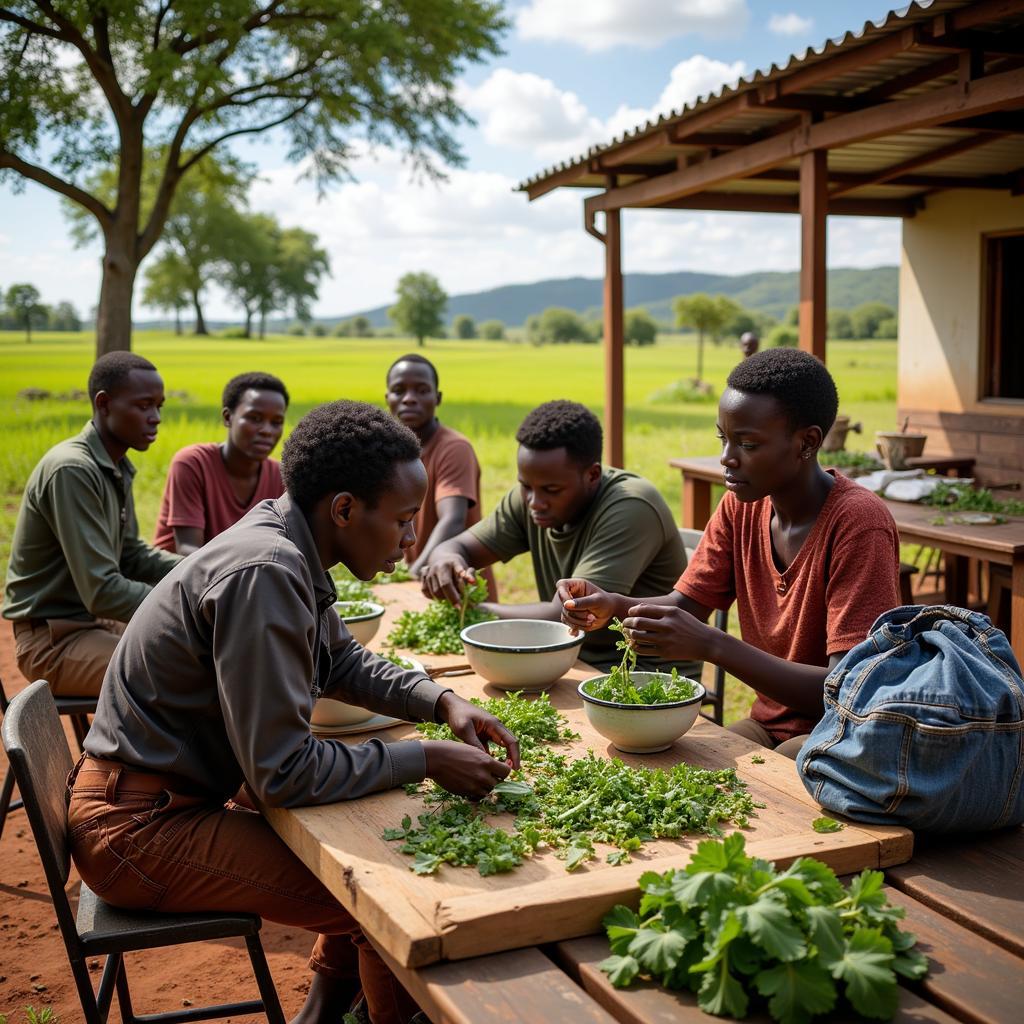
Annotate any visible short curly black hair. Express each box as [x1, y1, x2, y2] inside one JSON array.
[[87, 352, 158, 403], [222, 371, 290, 411], [726, 348, 838, 435], [386, 353, 439, 390], [515, 400, 603, 466], [282, 400, 421, 512]]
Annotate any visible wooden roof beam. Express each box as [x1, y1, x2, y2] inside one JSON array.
[[587, 63, 1024, 212], [644, 192, 919, 217], [915, 29, 1024, 60], [751, 167, 1011, 190], [829, 133, 1004, 197]]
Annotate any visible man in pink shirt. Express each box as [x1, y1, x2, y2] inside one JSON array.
[[154, 372, 288, 554]]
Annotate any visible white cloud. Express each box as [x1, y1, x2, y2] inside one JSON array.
[[460, 69, 604, 160], [464, 56, 747, 162], [768, 12, 814, 36], [518, 0, 749, 52]]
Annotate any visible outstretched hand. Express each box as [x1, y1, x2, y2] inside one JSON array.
[[556, 578, 624, 633], [621, 602, 713, 662], [421, 556, 477, 605]]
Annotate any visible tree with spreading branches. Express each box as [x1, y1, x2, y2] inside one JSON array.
[[0, 1, 507, 355]]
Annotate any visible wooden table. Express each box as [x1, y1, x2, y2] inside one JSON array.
[[668, 455, 1024, 664], [265, 584, 1024, 1022]]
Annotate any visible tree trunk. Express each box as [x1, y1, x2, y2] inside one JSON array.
[[25, 316, 31, 344], [243, 306, 253, 339], [697, 329, 705, 382], [417, 333, 425, 348], [95, 238, 138, 356], [191, 290, 208, 335], [174, 308, 182, 335], [259, 310, 267, 339]]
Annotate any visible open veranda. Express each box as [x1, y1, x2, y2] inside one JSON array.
[[0, 329, 897, 725]]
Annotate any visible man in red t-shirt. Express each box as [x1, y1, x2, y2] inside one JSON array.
[[559, 349, 900, 758], [154, 372, 288, 554], [385, 354, 493, 594]]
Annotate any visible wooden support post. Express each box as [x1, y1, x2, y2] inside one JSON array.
[[603, 209, 625, 467], [799, 148, 828, 361]]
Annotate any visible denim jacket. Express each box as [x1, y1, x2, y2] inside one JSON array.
[[797, 604, 1024, 833]]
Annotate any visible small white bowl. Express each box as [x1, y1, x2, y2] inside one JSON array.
[[578, 673, 705, 753], [460, 619, 584, 691], [335, 600, 385, 646], [311, 656, 424, 728]]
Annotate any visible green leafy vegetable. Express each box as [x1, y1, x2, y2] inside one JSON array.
[[379, 649, 415, 670], [386, 576, 495, 654], [924, 480, 1024, 517], [386, 692, 757, 876], [600, 833, 926, 1022], [812, 816, 844, 834], [375, 561, 413, 584], [336, 600, 377, 619], [751, 755, 766, 765]]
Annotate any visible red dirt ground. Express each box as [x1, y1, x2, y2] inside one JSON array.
[[0, 623, 315, 1023]]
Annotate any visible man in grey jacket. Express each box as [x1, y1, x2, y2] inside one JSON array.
[[69, 400, 519, 1024]]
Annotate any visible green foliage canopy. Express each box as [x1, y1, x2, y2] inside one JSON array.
[[4, 283, 43, 342], [479, 318, 504, 340], [453, 313, 476, 339], [624, 308, 658, 347], [0, 1, 507, 353]]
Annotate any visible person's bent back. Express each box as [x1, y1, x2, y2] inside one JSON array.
[[2, 352, 180, 696]]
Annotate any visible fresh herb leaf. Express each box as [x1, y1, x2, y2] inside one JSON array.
[[386, 576, 495, 654], [599, 954, 641, 988], [751, 755, 766, 764], [812, 816, 844, 833]]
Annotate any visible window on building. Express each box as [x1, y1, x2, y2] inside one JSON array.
[[983, 232, 1024, 400]]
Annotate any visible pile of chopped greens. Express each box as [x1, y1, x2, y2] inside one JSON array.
[[582, 619, 698, 705], [375, 561, 413, 584], [331, 571, 376, 603], [336, 600, 377, 618], [924, 480, 1024, 517], [385, 576, 495, 654], [384, 692, 757, 876], [821, 449, 883, 473], [599, 832, 927, 1023]]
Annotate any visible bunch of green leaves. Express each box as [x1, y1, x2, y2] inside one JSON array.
[[331, 572, 376, 603], [336, 600, 377, 618], [375, 562, 413, 584], [822, 449, 883, 473], [387, 693, 756, 876], [600, 832, 927, 1023], [924, 481, 1024, 517], [584, 666, 697, 705], [385, 576, 495, 654]]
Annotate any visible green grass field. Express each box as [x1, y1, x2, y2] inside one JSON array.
[[0, 330, 897, 723]]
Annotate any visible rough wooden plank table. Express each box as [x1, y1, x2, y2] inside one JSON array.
[[266, 581, 1023, 1023], [667, 455, 1024, 664]]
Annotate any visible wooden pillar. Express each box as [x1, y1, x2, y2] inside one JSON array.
[[603, 208, 625, 467], [799, 148, 827, 362]]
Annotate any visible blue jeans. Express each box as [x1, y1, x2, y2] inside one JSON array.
[[797, 605, 1024, 833]]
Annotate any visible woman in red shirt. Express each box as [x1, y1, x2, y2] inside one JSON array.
[[559, 349, 900, 758]]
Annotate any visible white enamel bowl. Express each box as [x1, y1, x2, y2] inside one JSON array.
[[578, 673, 705, 753], [335, 600, 385, 646], [311, 655, 424, 728], [460, 619, 585, 691]]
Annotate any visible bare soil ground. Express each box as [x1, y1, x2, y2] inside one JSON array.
[[0, 623, 314, 1023]]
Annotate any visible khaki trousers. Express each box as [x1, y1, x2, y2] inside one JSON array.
[[728, 717, 810, 760], [12, 619, 125, 697], [68, 758, 418, 1024]]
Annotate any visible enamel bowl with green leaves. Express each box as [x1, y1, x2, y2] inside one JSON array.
[[578, 670, 705, 754], [335, 600, 385, 646]]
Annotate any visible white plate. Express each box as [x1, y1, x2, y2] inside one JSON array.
[[311, 713, 404, 737]]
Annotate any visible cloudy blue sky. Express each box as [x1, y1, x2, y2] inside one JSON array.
[[0, 1, 906, 322]]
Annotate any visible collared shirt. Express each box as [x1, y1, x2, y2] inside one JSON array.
[[85, 494, 452, 807], [3, 421, 181, 623]]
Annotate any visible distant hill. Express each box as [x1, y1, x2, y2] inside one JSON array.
[[339, 266, 898, 329]]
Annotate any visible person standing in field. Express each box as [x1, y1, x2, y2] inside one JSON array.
[[68, 400, 519, 1024], [153, 372, 288, 555], [3, 352, 181, 697], [739, 331, 760, 359], [422, 400, 692, 675], [385, 354, 494, 596]]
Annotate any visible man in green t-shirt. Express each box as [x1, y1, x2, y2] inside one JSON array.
[[422, 400, 688, 670]]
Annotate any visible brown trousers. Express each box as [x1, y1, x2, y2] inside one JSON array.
[[728, 717, 810, 760], [68, 758, 418, 1024], [12, 619, 125, 697]]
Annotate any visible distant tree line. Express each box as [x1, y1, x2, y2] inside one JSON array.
[[1, 284, 82, 341]]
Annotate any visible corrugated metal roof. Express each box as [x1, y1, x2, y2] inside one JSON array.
[[518, 0, 1024, 199]]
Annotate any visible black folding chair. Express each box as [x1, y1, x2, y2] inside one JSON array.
[[2, 680, 285, 1024], [0, 670, 96, 840]]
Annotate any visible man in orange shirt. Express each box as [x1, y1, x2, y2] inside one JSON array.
[[559, 349, 900, 758], [385, 355, 492, 594]]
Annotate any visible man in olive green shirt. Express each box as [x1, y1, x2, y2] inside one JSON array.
[[3, 352, 181, 696], [422, 400, 689, 670]]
